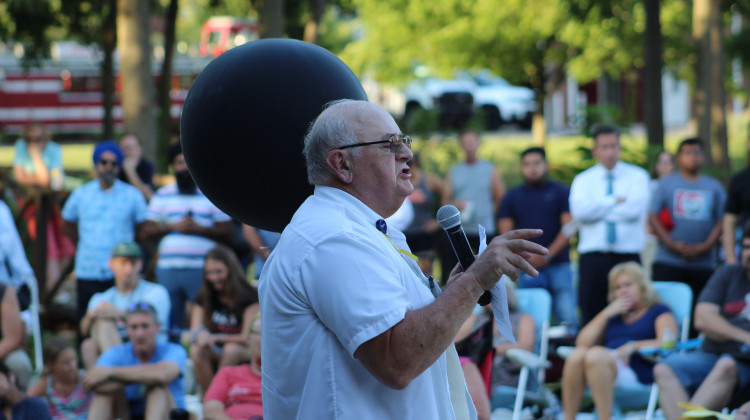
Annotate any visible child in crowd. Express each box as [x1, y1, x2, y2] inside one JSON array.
[[27, 337, 92, 420]]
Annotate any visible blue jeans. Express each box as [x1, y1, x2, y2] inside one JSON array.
[[155, 266, 204, 330], [517, 261, 577, 327], [661, 351, 750, 396]]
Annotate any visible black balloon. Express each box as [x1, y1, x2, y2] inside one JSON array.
[[180, 39, 368, 232]]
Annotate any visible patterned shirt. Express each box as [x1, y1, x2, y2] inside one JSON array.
[[62, 179, 147, 280]]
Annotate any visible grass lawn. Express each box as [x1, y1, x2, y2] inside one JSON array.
[[0, 113, 747, 190]]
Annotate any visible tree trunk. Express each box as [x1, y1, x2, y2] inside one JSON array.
[[257, 0, 284, 38], [117, 0, 158, 161], [100, 0, 117, 140], [158, 0, 179, 172], [692, 0, 712, 159], [643, 0, 664, 162], [303, 0, 326, 44], [709, 0, 729, 174], [532, 94, 546, 146]]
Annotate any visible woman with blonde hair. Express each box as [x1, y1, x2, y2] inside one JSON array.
[[561, 262, 677, 420]]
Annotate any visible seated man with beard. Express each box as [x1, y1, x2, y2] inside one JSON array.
[[141, 143, 232, 331]]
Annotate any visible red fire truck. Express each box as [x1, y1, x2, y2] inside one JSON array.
[[199, 16, 259, 58], [0, 40, 218, 137]]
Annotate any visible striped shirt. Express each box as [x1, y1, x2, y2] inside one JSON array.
[[147, 184, 231, 269]]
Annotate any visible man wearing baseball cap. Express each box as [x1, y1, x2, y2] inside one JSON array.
[[62, 141, 148, 340], [79, 242, 170, 369]]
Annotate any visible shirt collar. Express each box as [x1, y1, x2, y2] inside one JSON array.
[[596, 161, 621, 175], [314, 185, 384, 226]]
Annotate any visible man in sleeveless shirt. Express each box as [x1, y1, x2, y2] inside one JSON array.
[[441, 131, 506, 282]]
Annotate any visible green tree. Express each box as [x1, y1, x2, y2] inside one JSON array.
[[342, 0, 571, 144]]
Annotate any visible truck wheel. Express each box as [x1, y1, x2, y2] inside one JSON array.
[[483, 106, 502, 131]]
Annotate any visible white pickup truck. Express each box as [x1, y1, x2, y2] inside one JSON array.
[[402, 71, 536, 130]]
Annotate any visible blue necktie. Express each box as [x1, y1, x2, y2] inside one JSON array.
[[375, 219, 388, 235], [606, 173, 616, 245]]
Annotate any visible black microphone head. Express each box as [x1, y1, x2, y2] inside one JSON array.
[[437, 205, 461, 230]]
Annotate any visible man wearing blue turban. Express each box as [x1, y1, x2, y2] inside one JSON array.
[[62, 140, 148, 339]]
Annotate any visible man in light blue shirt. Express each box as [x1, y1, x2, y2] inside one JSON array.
[[80, 242, 171, 369], [0, 201, 34, 290], [62, 141, 147, 337], [85, 302, 186, 419]]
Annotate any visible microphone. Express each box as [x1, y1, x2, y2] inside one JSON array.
[[437, 205, 491, 306]]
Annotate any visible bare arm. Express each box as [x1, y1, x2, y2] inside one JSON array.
[[121, 163, 154, 201], [0, 286, 24, 360], [353, 230, 547, 389], [214, 304, 259, 345], [62, 220, 78, 244], [139, 220, 165, 242], [575, 299, 626, 348], [634, 312, 677, 350], [203, 400, 233, 420], [649, 212, 678, 252], [490, 168, 505, 214], [13, 150, 50, 188], [242, 225, 270, 260], [494, 313, 535, 355], [694, 302, 750, 344], [196, 221, 233, 244], [146, 218, 233, 244], [690, 219, 723, 256], [26, 374, 47, 397], [498, 218, 514, 235], [454, 313, 477, 343], [722, 213, 739, 264], [546, 212, 573, 259], [86, 361, 180, 392]]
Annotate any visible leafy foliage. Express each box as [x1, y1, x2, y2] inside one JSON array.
[[0, 0, 57, 65]]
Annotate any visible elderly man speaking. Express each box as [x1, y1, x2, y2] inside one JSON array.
[[259, 100, 547, 419]]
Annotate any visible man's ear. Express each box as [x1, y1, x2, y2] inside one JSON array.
[[325, 150, 354, 184]]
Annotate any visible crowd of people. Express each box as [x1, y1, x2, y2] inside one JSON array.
[[1, 113, 750, 420]]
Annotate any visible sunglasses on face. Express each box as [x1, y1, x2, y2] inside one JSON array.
[[127, 301, 156, 312], [98, 158, 119, 168], [338, 134, 412, 154]]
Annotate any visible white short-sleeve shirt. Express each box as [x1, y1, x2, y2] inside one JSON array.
[[260, 186, 474, 419]]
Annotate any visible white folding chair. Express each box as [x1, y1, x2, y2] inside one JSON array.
[[21, 275, 43, 375], [496, 288, 552, 420]]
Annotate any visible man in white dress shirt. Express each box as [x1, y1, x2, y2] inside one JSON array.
[[569, 125, 650, 325], [259, 99, 547, 420]]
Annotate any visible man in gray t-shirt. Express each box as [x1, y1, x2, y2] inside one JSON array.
[[649, 138, 726, 334]]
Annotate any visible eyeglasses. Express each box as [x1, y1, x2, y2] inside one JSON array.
[[98, 158, 119, 167], [127, 301, 156, 312], [338, 134, 412, 154]]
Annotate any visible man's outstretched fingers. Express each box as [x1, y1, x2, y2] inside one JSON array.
[[505, 252, 539, 279], [497, 229, 544, 241], [506, 239, 548, 256]]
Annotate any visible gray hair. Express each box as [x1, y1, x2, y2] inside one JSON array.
[[303, 99, 370, 185]]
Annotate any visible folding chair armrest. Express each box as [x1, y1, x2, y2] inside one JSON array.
[[556, 345, 575, 359], [506, 348, 550, 370]]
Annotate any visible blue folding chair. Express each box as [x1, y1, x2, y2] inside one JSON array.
[[610, 281, 693, 419]]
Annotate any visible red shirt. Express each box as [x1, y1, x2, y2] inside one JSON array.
[[204, 364, 262, 419]]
